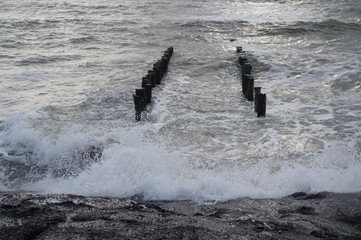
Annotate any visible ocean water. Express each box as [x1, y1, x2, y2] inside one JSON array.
[[0, 0, 360, 202]]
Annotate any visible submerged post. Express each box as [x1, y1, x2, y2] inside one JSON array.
[[254, 87, 262, 112], [133, 94, 142, 121], [246, 76, 254, 101], [141, 76, 150, 88], [144, 84, 152, 105], [242, 74, 253, 96], [136, 89, 147, 110], [239, 56, 248, 66], [167, 46, 174, 56], [153, 61, 162, 85], [148, 70, 156, 87], [256, 93, 266, 117], [242, 63, 252, 76]]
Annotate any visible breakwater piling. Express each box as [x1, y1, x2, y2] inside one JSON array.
[[133, 46, 173, 121], [237, 47, 266, 117]]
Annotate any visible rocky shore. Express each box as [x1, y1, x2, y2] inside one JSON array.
[[1, 191, 360, 239]]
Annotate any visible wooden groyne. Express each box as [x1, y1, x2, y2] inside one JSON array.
[[133, 46, 266, 120], [237, 47, 266, 117], [133, 47, 173, 121]]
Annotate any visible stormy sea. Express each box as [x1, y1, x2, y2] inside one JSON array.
[[1, 0, 360, 239]]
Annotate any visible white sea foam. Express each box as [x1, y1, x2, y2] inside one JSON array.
[[2, 117, 356, 202], [25, 141, 361, 201]]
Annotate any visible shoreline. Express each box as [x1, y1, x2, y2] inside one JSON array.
[[1, 191, 360, 239]]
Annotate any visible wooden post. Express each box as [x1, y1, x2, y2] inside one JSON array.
[[153, 65, 161, 85], [161, 56, 169, 74], [242, 62, 252, 76], [148, 70, 156, 87], [254, 87, 262, 112], [164, 52, 170, 60], [236, 46, 243, 53], [239, 56, 248, 66], [142, 76, 150, 88], [246, 76, 254, 101], [167, 46, 174, 57], [135, 89, 147, 111], [242, 74, 251, 95], [133, 94, 142, 121], [154, 59, 162, 84], [257, 93, 266, 117], [144, 84, 152, 105]]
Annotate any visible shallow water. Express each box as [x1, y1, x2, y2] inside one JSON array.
[[0, 0, 360, 201]]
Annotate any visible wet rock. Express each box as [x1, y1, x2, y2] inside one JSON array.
[[278, 206, 318, 216], [289, 191, 308, 198], [289, 191, 328, 200], [304, 192, 329, 200], [208, 208, 230, 218], [294, 206, 318, 215], [0, 191, 361, 239], [338, 212, 361, 230]]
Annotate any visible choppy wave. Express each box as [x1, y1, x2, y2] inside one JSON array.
[[256, 19, 361, 37], [0, 19, 60, 30], [15, 55, 82, 66], [312, 19, 361, 30]]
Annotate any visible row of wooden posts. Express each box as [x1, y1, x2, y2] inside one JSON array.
[[133, 46, 174, 121], [237, 46, 266, 117], [133, 46, 265, 121]]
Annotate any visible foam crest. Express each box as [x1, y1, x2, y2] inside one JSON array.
[[23, 130, 361, 202], [0, 113, 105, 187]]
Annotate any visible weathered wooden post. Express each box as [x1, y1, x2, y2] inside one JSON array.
[[147, 70, 155, 87], [254, 87, 262, 112], [161, 55, 169, 74], [239, 56, 248, 66], [246, 76, 254, 101], [167, 46, 174, 56], [142, 76, 150, 88], [153, 64, 161, 85], [135, 89, 147, 110], [236, 46, 243, 53], [242, 63, 252, 96], [257, 93, 266, 117], [242, 74, 251, 95], [164, 51, 171, 60], [242, 62, 252, 76], [144, 84, 152, 105], [133, 94, 142, 121]]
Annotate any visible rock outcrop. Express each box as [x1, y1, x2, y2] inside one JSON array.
[[1, 191, 360, 239]]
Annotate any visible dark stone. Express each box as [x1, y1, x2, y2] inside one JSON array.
[[294, 206, 318, 215], [278, 206, 318, 216], [209, 208, 229, 218], [193, 213, 204, 216], [1, 191, 361, 240], [290, 192, 307, 198], [289, 191, 328, 200], [338, 212, 361, 230], [305, 192, 328, 200]]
